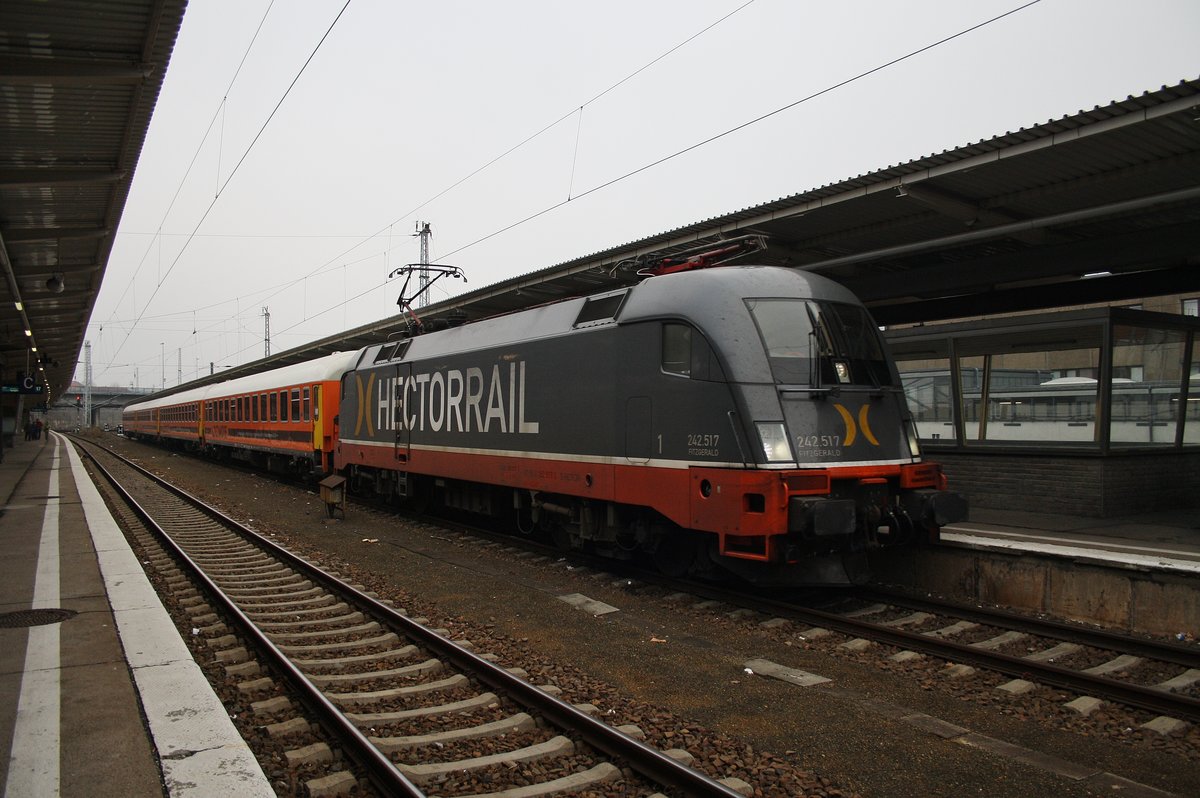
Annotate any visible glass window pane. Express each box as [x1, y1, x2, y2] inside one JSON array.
[[1186, 336, 1200, 445], [895, 357, 954, 442], [662, 324, 691, 376], [1111, 325, 1185, 446], [958, 355, 985, 441], [984, 348, 1100, 443]]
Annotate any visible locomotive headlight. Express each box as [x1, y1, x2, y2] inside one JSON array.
[[756, 422, 794, 463], [905, 420, 922, 459]]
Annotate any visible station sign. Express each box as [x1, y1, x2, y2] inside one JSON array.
[[1, 375, 46, 394]]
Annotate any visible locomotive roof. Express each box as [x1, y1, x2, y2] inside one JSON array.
[[125, 350, 359, 412], [617, 265, 860, 323], [365, 265, 863, 385]]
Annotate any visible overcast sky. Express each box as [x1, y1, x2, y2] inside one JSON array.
[[84, 0, 1200, 390]]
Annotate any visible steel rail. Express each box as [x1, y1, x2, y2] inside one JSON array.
[[83, 440, 746, 798], [857, 587, 1200, 669], [707, 586, 1200, 724], [346, 488, 1200, 723], [79, 443, 426, 798]]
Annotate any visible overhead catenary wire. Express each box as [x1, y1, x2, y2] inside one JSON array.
[[437, 0, 1044, 262], [152, 0, 1050, 378], [99, 0, 352, 380], [101, 1, 278, 342], [106, 0, 1045, 386], [102, 0, 763, 384]]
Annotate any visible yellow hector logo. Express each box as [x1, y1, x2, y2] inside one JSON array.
[[833, 403, 879, 447], [354, 373, 375, 437]]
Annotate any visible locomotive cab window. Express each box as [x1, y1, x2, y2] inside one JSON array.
[[748, 299, 893, 387]]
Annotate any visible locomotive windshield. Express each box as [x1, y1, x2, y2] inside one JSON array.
[[748, 299, 893, 387]]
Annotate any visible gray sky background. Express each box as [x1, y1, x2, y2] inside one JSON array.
[[84, 0, 1200, 390]]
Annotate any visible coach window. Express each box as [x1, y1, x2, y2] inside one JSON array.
[[302, 388, 310, 421], [279, 390, 289, 421], [291, 389, 301, 422], [269, 392, 278, 421]]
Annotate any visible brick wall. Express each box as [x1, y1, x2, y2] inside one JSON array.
[[928, 450, 1200, 517]]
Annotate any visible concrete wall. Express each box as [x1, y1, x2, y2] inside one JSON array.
[[929, 449, 1200, 517], [874, 546, 1199, 637]]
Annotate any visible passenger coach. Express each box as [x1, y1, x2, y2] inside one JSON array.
[[124, 351, 358, 476]]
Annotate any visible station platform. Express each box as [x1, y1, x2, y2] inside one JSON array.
[[0, 432, 273, 797], [944, 508, 1200, 575]]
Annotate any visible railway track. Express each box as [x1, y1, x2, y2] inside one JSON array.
[[266, 457, 1200, 731], [759, 588, 1200, 725], [75, 437, 750, 798], [389, 513, 1200, 731]]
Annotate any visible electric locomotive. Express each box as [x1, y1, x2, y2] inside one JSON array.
[[336, 265, 965, 585]]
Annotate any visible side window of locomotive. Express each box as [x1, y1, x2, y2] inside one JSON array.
[[662, 323, 726, 381], [662, 323, 691, 376]]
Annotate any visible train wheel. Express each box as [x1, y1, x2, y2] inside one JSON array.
[[652, 531, 698, 578], [550, 523, 573, 551]]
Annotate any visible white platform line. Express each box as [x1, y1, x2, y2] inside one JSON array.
[[5, 440, 62, 798], [63, 436, 275, 797]]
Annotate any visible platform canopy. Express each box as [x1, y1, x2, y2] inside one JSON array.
[[0, 0, 188, 404]]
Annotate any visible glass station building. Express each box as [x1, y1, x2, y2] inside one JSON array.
[[886, 308, 1200, 516]]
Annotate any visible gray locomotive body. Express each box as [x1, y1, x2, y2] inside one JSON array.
[[337, 265, 965, 585]]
